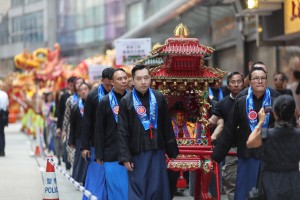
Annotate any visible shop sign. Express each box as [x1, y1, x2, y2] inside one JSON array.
[[115, 38, 151, 65], [88, 65, 111, 82], [284, 0, 300, 34]]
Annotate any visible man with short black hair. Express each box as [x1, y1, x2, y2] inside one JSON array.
[[273, 72, 293, 96], [81, 67, 114, 200], [209, 71, 244, 200], [118, 64, 179, 200], [212, 67, 275, 200], [237, 62, 280, 99], [95, 68, 129, 199]]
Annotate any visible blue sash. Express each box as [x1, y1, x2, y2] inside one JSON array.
[[132, 89, 158, 137], [78, 98, 84, 117], [209, 87, 223, 101], [98, 84, 106, 102], [246, 87, 271, 131], [72, 93, 79, 105], [108, 89, 127, 123]]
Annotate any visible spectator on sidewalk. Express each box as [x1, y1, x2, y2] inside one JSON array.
[[0, 81, 9, 157], [51, 89, 65, 165]]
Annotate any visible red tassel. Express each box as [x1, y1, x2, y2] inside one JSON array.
[[176, 170, 187, 188], [150, 124, 153, 139]]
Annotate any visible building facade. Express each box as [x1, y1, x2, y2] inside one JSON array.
[[0, 0, 56, 77], [0, 0, 299, 83]]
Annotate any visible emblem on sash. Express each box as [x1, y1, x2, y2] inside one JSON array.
[[113, 105, 119, 115], [136, 106, 146, 115], [248, 110, 257, 120]]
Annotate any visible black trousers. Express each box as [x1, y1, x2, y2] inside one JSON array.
[[0, 123, 5, 154]]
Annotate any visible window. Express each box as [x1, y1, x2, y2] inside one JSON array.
[[12, 17, 23, 32], [83, 28, 94, 43], [25, 0, 41, 4], [0, 18, 9, 45], [11, 0, 24, 7], [150, 0, 172, 16], [84, 7, 94, 26], [57, 0, 125, 45], [127, 2, 143, 30], [94, 1, 105, 25], [11, 11, 44, 43], [95, 26, 105, 41]]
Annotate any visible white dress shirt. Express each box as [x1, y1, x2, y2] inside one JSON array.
[[0, 90, 9, 111]]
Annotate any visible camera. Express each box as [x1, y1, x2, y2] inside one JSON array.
[[264, 106, 272, 113]]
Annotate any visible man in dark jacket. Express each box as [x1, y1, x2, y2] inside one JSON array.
[[81, 67, 114, 200], [212, 67, 275, 200], [95, 68, 129, 199], [118, 65, 179, 200]]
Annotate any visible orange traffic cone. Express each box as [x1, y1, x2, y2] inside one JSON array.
[[176, 170, 187, 188], [43, 156, 59, 200], [34, 146, 40, 157]]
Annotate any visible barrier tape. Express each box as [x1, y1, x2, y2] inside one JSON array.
[[47, 158, 98, 200]]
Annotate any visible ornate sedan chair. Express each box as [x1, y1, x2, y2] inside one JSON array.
[[140, 24, 226, 200]]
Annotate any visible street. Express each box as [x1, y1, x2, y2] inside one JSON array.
[[0, 122, 226, 200]]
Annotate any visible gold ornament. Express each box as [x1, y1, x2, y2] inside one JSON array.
[[174, 23, 190, 38]]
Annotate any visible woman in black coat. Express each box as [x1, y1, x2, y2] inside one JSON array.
[[247, 95, 300, 200]]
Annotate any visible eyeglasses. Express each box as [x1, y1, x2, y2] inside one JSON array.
[[251, 77, 267, 83]]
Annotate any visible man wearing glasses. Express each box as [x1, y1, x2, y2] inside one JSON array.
[[212, 67, 275, 200], [237, 62, 280, 99]]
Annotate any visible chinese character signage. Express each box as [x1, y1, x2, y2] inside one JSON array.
[[285, 0, 300, 34], [88, 65, 111, 82], [115, 38, 151, 65]]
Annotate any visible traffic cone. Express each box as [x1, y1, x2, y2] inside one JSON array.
[[43, 156, 59, 200], [34, 146, 40, 157]]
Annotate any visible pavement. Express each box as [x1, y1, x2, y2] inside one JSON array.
[[0, 122, 82, 200], [0, 122, 227, 200]]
